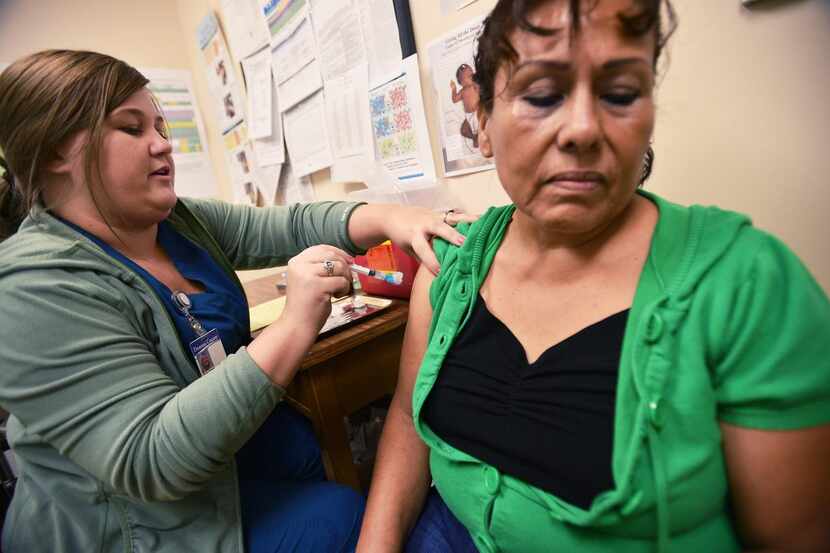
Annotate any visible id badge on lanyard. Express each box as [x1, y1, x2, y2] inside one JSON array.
[[172, 291, 227, 376]]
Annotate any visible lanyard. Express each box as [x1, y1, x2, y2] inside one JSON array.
[[171, 291, 208, 337]]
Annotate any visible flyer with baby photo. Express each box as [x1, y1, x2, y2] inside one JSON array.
[[197, 12, 246, 134], [426, 15, 494, 178]]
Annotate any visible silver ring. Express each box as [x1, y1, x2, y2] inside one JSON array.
[[322, 259, 335, 276], [442, 208, 455, 225]]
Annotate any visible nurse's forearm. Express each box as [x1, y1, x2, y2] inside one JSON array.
[[347, 203, 397, 250], [246, 317, 317, 388]]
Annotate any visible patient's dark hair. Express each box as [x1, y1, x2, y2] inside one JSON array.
[[474, 0, 677, 114]]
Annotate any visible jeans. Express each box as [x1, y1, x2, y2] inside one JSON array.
[[236, 403, 365, 553], [405, 487, 478, 553]]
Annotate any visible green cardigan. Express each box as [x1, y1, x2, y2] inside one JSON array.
[[412, 191, 830, 553], [0, 198, 363, 553]]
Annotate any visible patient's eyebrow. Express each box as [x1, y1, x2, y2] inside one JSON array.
[[514, 57, 650, 75], [514, 60, 572, 73], [601, 57, 651, 71]]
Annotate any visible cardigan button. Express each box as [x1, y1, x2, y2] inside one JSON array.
[[645, 312, 664, 343], [648, 399, 665, 429], [474, 534, 499, 553], [483, 466, 501, 495], [457, 280, 468, 298]]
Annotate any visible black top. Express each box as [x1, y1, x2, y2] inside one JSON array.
[[422, 295, 628, 509]]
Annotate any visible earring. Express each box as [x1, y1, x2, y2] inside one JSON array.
[[639, 145, 654, 186]]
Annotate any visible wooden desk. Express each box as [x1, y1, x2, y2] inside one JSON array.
[[243, 275, 408, 490]]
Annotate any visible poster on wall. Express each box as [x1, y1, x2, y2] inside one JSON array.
[[326, 63, 376, 183], [197, 12, 246, 134], [220, 0, 271, 61], [277, 149, 315, 205], [223, 121, 265, 205], [368, 55, 436, 186], [310, 0, 367, 83], [282, 90, 334, 177], [426, 15, 494, 177], [319, 0, 421, 185], [354, 0, 407, 89], [143, 68, 218, 199], [310, 0, 373, 183], [261, 0, 307, 46], [262, 0, 324, 112], [256, 162, 282, 204], [240, 46, 286, 168]]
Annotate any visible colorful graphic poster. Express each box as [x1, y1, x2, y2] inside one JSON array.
[[371, 80, 416, 162], [368, 55, 436, 186], [265, 0, 322, 112], [146, 77, 205, 154], [143, 68, 217, 199], [427, 16, 494, 177], [261, 0, 307, 46]]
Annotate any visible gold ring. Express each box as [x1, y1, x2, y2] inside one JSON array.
[[323, 260, 335, 276], [442, 209, 455, 225]]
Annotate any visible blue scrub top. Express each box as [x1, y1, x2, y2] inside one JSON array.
[[58, 217, 250, 357]]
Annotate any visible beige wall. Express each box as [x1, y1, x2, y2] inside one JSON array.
[[2, 0, 827, 292], [0, 0, 191, 69], [653, 0, 830, 294]]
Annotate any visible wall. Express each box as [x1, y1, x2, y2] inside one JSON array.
[[0, 0, 191, 69], [2, 0, 827, 292], [651, 0, 830, 293]]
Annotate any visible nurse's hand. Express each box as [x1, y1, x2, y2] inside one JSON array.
[[348, 204, 479, 275], [281, 245, 354, 336], [247, 244, 353, 388]]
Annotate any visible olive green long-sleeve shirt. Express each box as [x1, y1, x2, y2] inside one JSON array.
[[0, 198, 363, 553]]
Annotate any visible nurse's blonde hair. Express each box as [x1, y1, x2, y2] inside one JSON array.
[[0, 49, 149, 240]]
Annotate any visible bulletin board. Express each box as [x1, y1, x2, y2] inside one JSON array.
[[193, 0, 499, 209]]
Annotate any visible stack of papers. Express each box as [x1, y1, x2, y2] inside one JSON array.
[[249, 295, 392, 334]]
